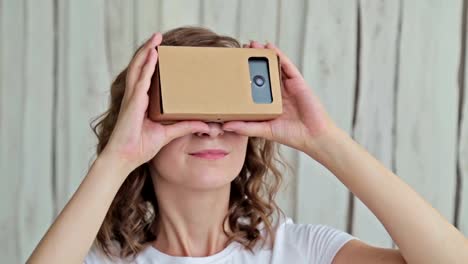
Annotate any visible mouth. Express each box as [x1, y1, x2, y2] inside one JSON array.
[[189, 149, 229, 160], [189, 153, 228, 160]]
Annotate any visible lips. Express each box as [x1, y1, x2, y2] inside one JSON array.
[[189, 149, 229, 160], [189, 149, 228, 155]]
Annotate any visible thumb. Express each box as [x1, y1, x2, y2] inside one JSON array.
[[223, 121, 273, 140]]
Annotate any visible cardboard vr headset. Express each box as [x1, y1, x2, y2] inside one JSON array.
[[148, 45, 283, 124]]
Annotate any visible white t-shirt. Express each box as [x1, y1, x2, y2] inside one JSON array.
[[84, 215, 359, 264]]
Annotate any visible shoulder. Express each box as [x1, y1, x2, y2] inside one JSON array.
[[276, 216, 360, 264]]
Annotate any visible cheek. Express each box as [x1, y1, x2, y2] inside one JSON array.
[[149, 139, 185, 175]]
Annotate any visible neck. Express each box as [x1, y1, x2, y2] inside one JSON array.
[[151, 174, 233, 257]]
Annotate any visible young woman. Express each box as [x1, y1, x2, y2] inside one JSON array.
[[28, 27, 468, 264]]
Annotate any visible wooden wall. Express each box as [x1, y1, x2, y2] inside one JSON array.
[[1, 0, 467, 262]]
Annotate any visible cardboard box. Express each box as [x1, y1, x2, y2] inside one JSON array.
[[148, 45, 283, 124]]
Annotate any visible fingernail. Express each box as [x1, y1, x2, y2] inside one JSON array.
[[224, 127, 235, 132]]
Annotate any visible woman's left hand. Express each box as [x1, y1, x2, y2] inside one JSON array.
[[222, 40, 336, 153]]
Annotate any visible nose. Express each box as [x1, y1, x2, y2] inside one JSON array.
[[195, 122, 224, 137]]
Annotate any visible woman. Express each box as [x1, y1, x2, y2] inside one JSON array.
[[28, 27, 468, 264]]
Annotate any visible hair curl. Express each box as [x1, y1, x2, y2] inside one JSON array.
[[90, 26, 291, 261]]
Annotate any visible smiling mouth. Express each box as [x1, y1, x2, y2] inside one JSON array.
[[189, 153, 228, 160]]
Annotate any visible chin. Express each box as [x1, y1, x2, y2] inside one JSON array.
[[184, 171, 235, 191]]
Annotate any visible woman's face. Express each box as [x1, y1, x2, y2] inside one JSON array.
[[149, 122, 249, 191]]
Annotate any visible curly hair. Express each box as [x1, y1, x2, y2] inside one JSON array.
[[90, 26, 291, 261]]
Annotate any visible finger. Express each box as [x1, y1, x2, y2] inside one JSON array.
[[222, 121, 273, 140], [250, 40, 265, 49], [126, 33, 162, 100], [163, 121, 210, 143], [134, 46, 158, 96], [265, 42, 301, 79], [126, 33, 157, 94]]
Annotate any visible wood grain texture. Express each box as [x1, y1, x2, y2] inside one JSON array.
[[134, 0, 161, 48], [55, 0, 111, 213], [0, 2, 25, 262], [238, 0, 278, 44], [352, 0, 400, 247], [160, 0, 201, 32], [458, 0, 468, 237], [105, 0, 134, 77], [297, 0, 357, 230], [395, 0, 461, 228], [0, 0, 54, 262], [201, 0, 239, 38]]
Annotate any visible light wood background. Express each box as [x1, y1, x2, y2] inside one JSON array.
[[1, 0, 467, 263]]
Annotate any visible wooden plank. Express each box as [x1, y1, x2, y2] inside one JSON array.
[[352, 0, 400, 247], [238, 0, 278, 44], [0, 1, 24, 261], [458, 1, 468, 237], [134, 0, 161, 48], [202, 0, 239, 38], [160, 0, 200, 32], [297, 0, 357, 229], [274, 0, 307, 221], [0, 0, 54, 262], [131, 0, 164, 151], [55, 0, 114, 212], [105, 0, 134, 77], [395, 0, 461, 242]]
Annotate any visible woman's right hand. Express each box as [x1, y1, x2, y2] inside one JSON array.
[[101, 32, 210, 174]]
